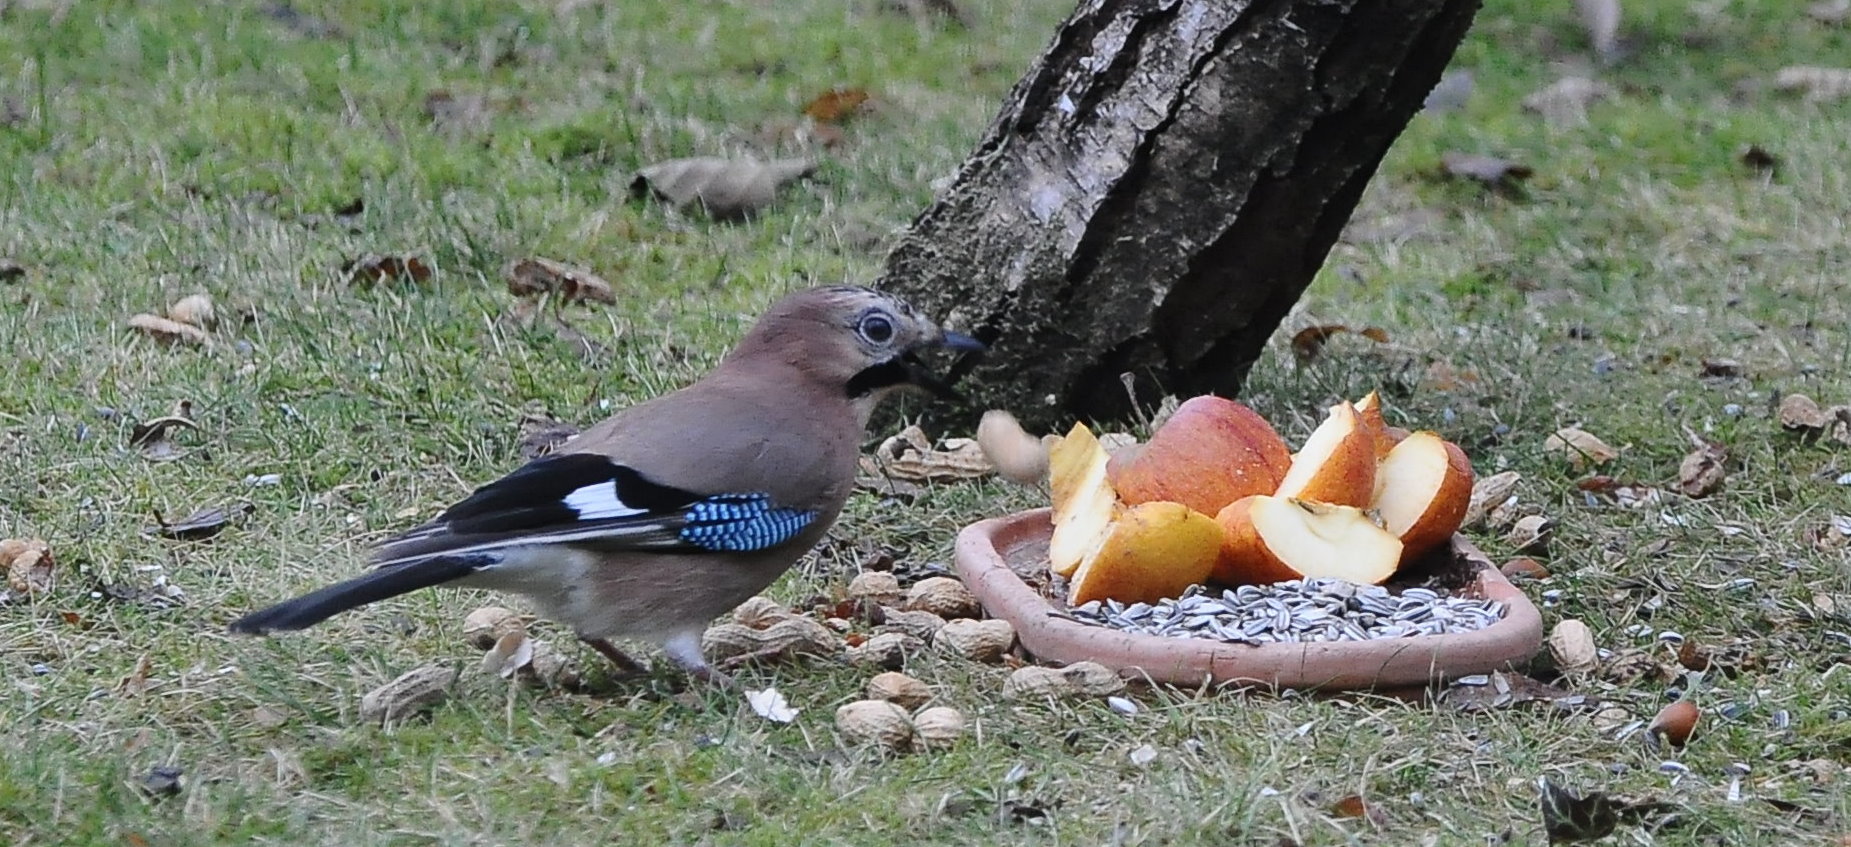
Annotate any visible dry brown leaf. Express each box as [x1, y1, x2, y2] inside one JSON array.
[[504, 258, 617, 305], [802, 87, 871, 123], [1289, 324, 1391, 363], [1545, 427, 1618, 468], [129, 402, 198, 462], [1421, 360, 1480, 391], [2, 538, 54, 595], [1698, 358, 1743, 378], [630, 157, 815, 220], [1438, 153, 1533, 193], [517, 411, 580, 460], [1464, 470, 1522, 528], [1778, 393, 1831, 430], [1330, 794, 1389, 827], [755, 118, 847, 152], [118, 654, 153, 697], [344, 254, 432, 285], [1573, 0, 1621, 59], [127, 314, 209, 346], [1522, 76, 1613, 124], [1775, 66, 1851, 101], [866, 424, 992, 482], [1676, 431, 1727, 498], [144, 503, 253, 540]]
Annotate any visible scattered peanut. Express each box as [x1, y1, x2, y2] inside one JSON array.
[[910, 706, 967, 751], [702, 617, 842, 665], [846, 571, 903, 607], [904, 576, 981, 619], [1002, 661, 1127, 699], [359, 665, 458, 724], [866, 671, 932, 710], [1548, 619, 1598, 675], [878, 607, 948, 642], [846, 632, 925, 670], [935, 619, 1015, 663], [462, 606, 524, 650], [835, 699, 913, 751]]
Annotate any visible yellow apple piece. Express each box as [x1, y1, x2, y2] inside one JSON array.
[[1047, 422, 1120, 578], [1370, 431, 1474, 562], [1353, 391, 1409, 459], [1273, 401, 1377, 507], [1067, 501, 1222, 606], [1214, 495, 1402, 586], [1105, 395, 1292, 515]]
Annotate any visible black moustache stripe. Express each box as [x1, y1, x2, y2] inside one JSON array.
[[845, 359, 913, 399]]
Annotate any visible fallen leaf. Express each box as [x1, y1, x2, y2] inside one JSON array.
[[1572, 0, 1622, 60], [802, 87, 871, 123], [143, 503, 254, 540], [1676, 431, 1727, 498], [1, 538, 54, 595], [1421, 360, 1479, 391], [480, 631, 536, 678], [129, 402, 199, 462], [504, 258, 617, 305], [865, 425, 992, 482], [1522, 76, 1613, 124], [518, 412, 580, 460], [138, 765, 184, 798], [118, 654, 153, 697], [630, 157, 815, 219], [127, 314, 209, 346], [1775, 66, 1851, 101], [1698, 358, 1743, 378], [1544, 427, 1618, 468], [1438, 152, 1534, 194], [1739, 145, 1780, 176], [746, 687, 800, 723], [344, 255, 432, 285], [1329, 794, 1389, 827], [1289, 324, 1392, 363]]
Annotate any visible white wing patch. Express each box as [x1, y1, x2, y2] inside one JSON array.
[[562, 481, 648, 521]]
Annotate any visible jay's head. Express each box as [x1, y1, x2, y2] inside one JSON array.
[[729, 285, 984, 403]]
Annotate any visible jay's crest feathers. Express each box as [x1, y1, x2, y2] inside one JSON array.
[[227, 286, 982, 684]]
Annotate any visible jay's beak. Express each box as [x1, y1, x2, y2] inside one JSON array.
[[899, 329, 987, 400]]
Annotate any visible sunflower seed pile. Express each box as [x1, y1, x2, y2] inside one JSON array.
[[1060, 579, 1506, 644]]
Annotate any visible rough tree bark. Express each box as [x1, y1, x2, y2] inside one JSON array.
[[877, 0, 1481, 429]]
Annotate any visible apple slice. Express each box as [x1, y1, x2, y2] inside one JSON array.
[[1214, 495, 1402, 585], [1047, 422, 1120, 578], [1273, 401, 1377, 507], [1354, 391, 1409, 459], [1371, 431, 1474, 562], [1106, 395, 1291, 515], [1067, 501, 1222, 606]]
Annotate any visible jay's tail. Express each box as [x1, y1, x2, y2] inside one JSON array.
[[227, 556, 487, 635]]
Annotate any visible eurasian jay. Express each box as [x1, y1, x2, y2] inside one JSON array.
[[229, 285, 982, 686]]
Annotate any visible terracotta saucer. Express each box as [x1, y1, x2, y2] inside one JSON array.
[[954, 509, 1544, 691]]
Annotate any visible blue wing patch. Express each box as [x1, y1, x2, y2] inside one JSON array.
[[679, 494, 817, 552]]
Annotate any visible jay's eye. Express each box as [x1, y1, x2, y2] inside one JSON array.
[[858, 313, 895, 345]]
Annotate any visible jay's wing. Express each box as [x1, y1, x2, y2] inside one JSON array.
[[373, 453, 818, 566]]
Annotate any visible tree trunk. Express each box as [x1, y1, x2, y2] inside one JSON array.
[[878, 0, 1481, 430]]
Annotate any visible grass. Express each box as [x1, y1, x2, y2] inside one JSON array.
[[2, 0, 1848, 844]]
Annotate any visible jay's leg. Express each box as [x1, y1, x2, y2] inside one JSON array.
[[661, 629, 736, 689], [579, 636, 649, 676]]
